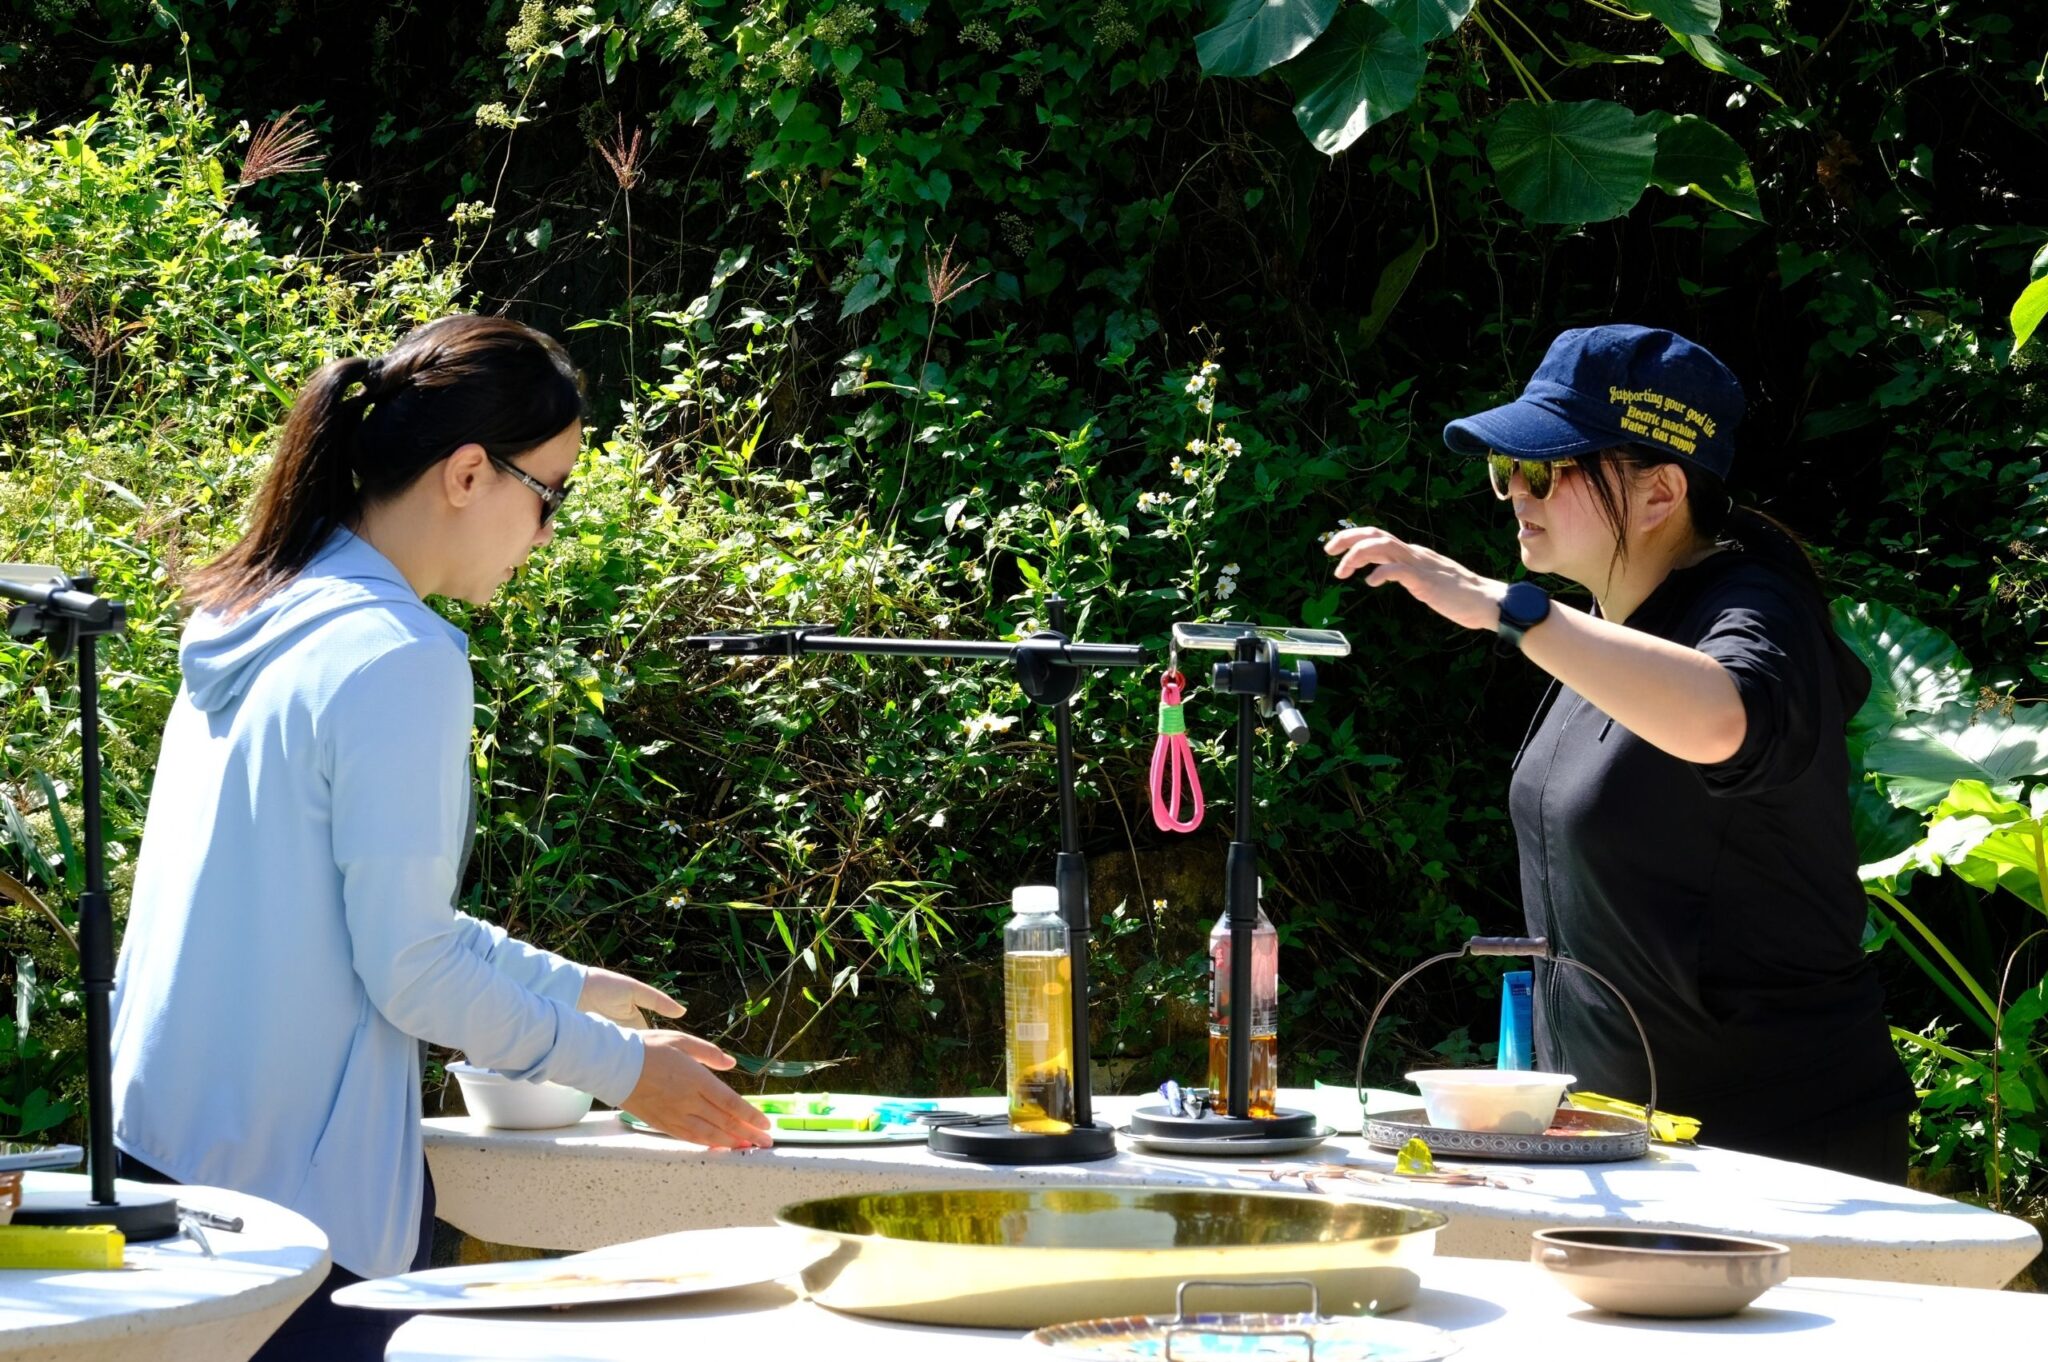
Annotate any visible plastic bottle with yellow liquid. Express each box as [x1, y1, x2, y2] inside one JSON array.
[[1207, 887, 1279, 1119], [1003, 884, 1076, 1133]]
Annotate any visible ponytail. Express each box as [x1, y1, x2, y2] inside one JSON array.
[[186, 315, 584, 618], [1684, 468, 1828, 603]]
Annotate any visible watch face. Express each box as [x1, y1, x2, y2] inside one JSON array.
[[1502, 583, 1549, 627]]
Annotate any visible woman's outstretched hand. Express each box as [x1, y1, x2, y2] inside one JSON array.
[[622, 1030, 775, 1149], [1325, 525, 1505, 632], [577, 966, 687, 1026]]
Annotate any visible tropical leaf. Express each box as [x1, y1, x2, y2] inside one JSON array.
[[1284, 7, 1428, 157], [1672, 31, 1782, 103], [1863, 707, 2048, 811], [2013, 275, 2048, 353], [1487, 100, 1657, 224], [1196, 0, 1343, 78], [1365, 0, 1475, 45], [1832, 598, 1973, 750], [1647, 113, 1763, 221], [1633, 0, 1720, 37]]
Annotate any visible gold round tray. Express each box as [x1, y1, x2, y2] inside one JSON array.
[[776, 1185, 1446, 1328]]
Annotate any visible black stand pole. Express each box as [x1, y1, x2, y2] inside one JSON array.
[[3, 569, 180, 1239], [1129, 630, 1334, 1142], [686, 598, 1139, 1164]]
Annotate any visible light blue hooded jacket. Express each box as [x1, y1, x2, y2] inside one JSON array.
[[111, 528, 644, 1277]]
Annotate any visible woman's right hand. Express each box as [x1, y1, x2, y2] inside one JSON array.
[[621, 1030, 775, 1149]]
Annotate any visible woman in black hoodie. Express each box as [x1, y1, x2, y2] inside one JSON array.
[[1326, 325, 1913, 1181]]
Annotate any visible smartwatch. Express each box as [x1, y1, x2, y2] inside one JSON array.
[[1496, 581, 1552, 652]]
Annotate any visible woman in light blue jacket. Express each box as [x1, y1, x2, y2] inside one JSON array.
[[110, 315, 770, 1361]]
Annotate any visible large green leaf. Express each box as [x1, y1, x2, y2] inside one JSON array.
[[1647, 113, 1762, 221], [1832, 598, 1973, 750], [1634, 0, 1719, 37], [1672, 31, 1782, 103], [1850, 775, 1925, 864], [2013, 275, 2048, 353], [1365, 0, 1474, 44], [1196, 0, 1342, 79], [1487, 100, 1657, 225], [1284, 7, 1427, 158], [1863, 707, 2048, 812]]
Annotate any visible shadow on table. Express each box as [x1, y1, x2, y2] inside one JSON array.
[[1563, 1307, 1834, 1333]]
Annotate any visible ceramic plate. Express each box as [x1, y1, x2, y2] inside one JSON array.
[[617, 1108, 930, 1146], [332, 1226, 829, 1313], [1123, 1124, 1337, 1157], [1029, 1311, 1460, 1361]]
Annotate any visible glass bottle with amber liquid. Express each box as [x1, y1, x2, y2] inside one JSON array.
[[1004, 885, 1076, 1133], [1207, 895, 1278, 1118]]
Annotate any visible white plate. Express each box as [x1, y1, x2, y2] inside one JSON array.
[[1124, 1124, 1337, 1157], [332, 1226, 830, 1312], [1030, 1311, 1460, 1361], [617, 1109, 930, 1146]]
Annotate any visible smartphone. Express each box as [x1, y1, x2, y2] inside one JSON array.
[[1171, 622, 1351, 657], [0, 1141, 84, 1172]]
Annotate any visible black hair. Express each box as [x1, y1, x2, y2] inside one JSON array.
[[1573, 448, 1826, 602], [188, 314, 584, 616]]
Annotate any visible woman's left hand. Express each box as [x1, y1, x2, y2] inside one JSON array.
[[577, 967, 688, 1026], [1325, 525, 1506, 632]]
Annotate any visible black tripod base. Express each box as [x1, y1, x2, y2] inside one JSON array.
[[14, 1180, 182, 1241], [927, 1117, 1119, 1165], [1126, 1105, 1319, 1140]]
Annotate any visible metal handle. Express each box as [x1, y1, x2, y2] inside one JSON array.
[[1353, 936, 1659, 1139], [1174, 1278, 1321, 1321]]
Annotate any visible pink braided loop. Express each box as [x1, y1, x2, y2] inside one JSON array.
[[1150, 671, 1204, 833]]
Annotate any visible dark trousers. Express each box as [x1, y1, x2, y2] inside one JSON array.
[[117, 1149, 436, 1362], [1713, 1111, 1911, 1185]]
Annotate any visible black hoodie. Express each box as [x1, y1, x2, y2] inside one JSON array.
[[1508, 549, 1914, 1150]]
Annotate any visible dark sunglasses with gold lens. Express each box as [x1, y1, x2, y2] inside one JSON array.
[[1486, 452, 1568, 501]]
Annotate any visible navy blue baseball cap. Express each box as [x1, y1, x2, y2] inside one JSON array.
[[1442, 325, 1744, 480]]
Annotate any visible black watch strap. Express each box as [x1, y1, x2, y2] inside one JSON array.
[[1496, 582, 1552, 652]]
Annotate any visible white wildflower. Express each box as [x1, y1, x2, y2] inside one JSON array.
[[218, 218, 259, 244], [1216, 435, 1242, 459], [962, 710, 1019, 743], [1195, 394, 1214, 416]]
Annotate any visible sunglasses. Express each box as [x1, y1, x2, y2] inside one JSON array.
[[1486, 452, 1572, 502], [488, 453, 571, 525]]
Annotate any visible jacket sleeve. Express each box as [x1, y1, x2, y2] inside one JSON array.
[[451, 914, 588, 1006], [324, 640, 643, 1104]]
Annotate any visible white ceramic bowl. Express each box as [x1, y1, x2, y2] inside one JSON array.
[[1404, 1069, 1574, 1135], [447, 1062, 594, 1130]]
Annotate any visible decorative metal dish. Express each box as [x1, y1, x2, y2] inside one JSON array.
[[1029, 1279, 1461, 1361], [1123, 1124, 1337, 1158], [776, 1185, 1446, 1328], [1362, 1107, 1648, 1163]]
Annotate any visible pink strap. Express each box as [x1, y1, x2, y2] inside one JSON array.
[[1150, 671, 1204, 833]]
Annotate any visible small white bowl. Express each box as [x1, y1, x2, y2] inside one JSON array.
[[447, 1062, 594, 1130], [1405, 1069, 1574, 1135]]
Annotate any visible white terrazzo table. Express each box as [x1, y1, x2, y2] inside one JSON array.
[[422, 1089, 2041, 1289], [387, 1253, 2048, 1361], [0, 1172, 329, 1362]]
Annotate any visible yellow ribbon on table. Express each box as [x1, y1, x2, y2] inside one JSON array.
[[1568, 1091, 1701, 1145]]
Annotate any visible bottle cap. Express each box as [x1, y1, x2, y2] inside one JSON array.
[[1013, 885, 1060, 915]]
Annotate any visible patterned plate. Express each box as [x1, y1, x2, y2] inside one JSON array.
[[1361, 1107, 1647, 1163], [1028, 1311, 1460, 1361], [617, 1108, 930, 1145]]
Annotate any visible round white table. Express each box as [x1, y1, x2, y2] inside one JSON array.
[[0, 1173, 330, 1362], [422, 1089, 2042, 1289], [386, 1253, 2048, 1360]]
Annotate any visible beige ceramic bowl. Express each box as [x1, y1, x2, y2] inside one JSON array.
[[1531, 1227, 1791, 1317], [1405, 1069, 1574, 1135]]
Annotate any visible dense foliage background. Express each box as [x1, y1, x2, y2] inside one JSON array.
[[2, 0, 2044, 1247]]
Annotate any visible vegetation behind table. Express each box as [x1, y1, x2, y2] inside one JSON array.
[[0, 1, 2043, 1255]]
